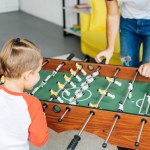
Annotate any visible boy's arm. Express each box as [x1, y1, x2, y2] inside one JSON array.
[[28, 98, 48, 146], [95, 0, 120, 64]]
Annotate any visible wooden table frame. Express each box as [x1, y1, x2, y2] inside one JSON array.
[[42, 58, 150, 150]]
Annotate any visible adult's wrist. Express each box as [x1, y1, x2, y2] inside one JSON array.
[[107, 48, 114, 53]]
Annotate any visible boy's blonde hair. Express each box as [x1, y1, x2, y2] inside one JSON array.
[[0, 38, 42, 78]]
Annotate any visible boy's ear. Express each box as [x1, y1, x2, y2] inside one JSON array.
[[23, 70, 33, 81]]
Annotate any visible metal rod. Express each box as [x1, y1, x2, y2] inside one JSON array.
[[136, 119, 146, 145], [145, 94, 150, 115], [58, 107, 71, 122], [71, 66, 101, 103], [67, 111, 95, 150], [96, 68, 120, 106], [48, 62, 85, 101], [122, 89, 131, 106], [78, 111, 95, 136], [42, 60, 49, 67], [131, 70, 139, 84], [77, 0, 80, 24], [102, 115, 120, 148], [31, 62, 65, 95], [120, 70, 139, 108], [135, 93, 149, 146], [62, 0, 67, 36], [97, 82, 112, 106]]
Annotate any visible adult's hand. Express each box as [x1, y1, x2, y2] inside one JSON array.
[[95, 49, 113, 64], [138, 62, 150, 78]]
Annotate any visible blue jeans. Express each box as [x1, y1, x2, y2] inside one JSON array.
[[120, 16, 150, 67]]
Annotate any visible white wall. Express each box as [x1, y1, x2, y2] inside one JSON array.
[[0, 0, 19, 13], [20, 0, 83, 27], [0, 0, 87, 27]]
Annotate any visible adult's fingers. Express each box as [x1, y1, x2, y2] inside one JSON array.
[[138, 65, 143, 74], [95, 53, 104, 63], [138, 65, 150, 77], [105, 57, 110, 64]]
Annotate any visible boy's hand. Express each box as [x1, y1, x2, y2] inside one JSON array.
[[139, 63, 150, 78], [95, 49, 113, 64]]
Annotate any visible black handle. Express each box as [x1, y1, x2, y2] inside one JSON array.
[[58, 118, 62, 122], [67, 135, 81, 150], [42, 103, 48, 112], [100, 58, 106, 64], [102, 142, 107, 148], [42, 59, 49, 66], [135, 142, 139, 147], [0, 75, 4, 85], [67, 53, 75, 60], [83, 57, 89, 62]]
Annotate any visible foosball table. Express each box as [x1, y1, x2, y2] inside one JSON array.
[[29, 56, 150, 150]]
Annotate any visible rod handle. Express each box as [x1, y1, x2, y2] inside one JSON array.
[[67, 53, 75, 60], [42, 103, 48, 112], [135, 142, 139, 147], [102, 142, 107, 148], [67, 135, 81, 150], [101, 58, 106, 64]]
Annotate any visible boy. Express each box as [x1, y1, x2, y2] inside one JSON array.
[[0, 38, 48, 150]]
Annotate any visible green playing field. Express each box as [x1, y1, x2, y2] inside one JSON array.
[[28, 70, 150, 116]]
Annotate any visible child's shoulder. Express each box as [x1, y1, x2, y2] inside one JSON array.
[[0, 85, 3, 89], [23, 92, 41, 107], [23, 92, 43, 116]]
